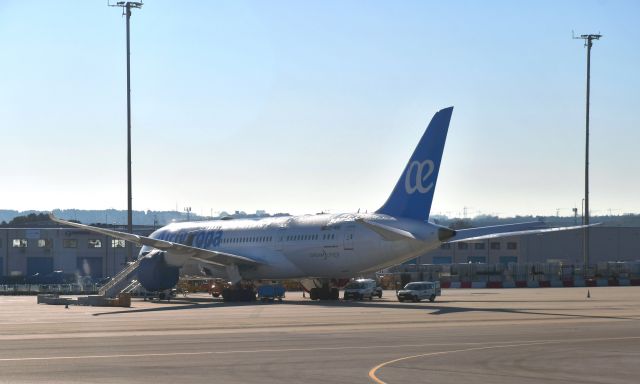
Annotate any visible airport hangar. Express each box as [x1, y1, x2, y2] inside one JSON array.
[[1, 224, 639, 280]]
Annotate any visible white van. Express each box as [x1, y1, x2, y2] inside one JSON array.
[[397, 281, 441, 302], [343, 279, 382, 300]]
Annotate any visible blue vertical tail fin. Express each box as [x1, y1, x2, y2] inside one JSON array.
[[376, 107, 453, 221]]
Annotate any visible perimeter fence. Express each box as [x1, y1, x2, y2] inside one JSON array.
[[380, 261, 640, 289], [0, 284, 99, 295]]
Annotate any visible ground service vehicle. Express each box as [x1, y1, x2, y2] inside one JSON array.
[[397, 281, 441, 302], [343, 279, 382, 300], [257, 284, 286, 301]]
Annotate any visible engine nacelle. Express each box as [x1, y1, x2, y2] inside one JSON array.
[[137, 251, 180, 292]]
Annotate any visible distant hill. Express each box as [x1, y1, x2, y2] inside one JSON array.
[[0, 209, 289, 227], [1, 209, 639, 228]]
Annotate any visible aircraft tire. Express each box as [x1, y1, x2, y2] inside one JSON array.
[[222, 288, 256, 302]]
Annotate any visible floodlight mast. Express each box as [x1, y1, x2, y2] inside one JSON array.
[[574, 32, 602, 276], [109, 1, 143, 262]]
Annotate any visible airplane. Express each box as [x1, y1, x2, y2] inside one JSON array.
[[50, 106, 590, 300]]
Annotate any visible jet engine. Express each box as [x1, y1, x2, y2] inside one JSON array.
[[137, 250, 180, 292]]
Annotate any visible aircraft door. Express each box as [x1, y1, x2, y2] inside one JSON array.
[[275, 228, 286, 251], [343, 226, 355, 250]]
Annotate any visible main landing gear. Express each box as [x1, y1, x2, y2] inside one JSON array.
[[309, 286, 339, 300], [300, 278, 341, 301], [221, 283, 256, 302]]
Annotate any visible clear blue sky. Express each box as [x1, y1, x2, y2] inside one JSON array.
[[1, 0, 638, 218]]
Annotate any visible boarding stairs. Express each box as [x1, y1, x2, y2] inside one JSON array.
[[121, 280, 142, 294], [98, 258, 143, 298]]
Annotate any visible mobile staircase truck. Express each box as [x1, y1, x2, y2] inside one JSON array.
[[98, 259, 142, 298]]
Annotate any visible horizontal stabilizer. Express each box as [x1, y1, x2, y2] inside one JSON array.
[[356, 219, 419, 241]]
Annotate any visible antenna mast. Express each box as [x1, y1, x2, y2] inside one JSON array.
[[109, 1, 143, 262], [573, 32, 602, 275]]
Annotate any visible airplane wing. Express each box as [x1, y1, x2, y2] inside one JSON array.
[[356, 219, 456, 242], [357, 218, 596, 244], [447, 222, 599, 243], [48, 214, 263, 267]]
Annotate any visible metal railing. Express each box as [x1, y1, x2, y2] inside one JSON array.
[[0, 284, 100, 295], [98, 258, 142, 297]]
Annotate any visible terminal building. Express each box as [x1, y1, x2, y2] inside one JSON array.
[[0, 226, 153, 280], [416, 226, 640, 265], [1, 225, 639, 281]]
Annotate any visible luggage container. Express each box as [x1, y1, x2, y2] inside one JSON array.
[[257, 284, 286, 302]]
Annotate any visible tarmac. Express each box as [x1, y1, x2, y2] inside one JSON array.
[[1, 287, 639, 383]]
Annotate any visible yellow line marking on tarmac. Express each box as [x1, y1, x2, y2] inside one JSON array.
[[368, 336, 640, 384]]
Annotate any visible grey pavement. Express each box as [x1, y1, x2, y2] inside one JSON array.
[[1, 287, 639, 383]]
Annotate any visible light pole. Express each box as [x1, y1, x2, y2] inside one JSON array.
[[574, 33, 601, 276], [110, 1, 143, 262]]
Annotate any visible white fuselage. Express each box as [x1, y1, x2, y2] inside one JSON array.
[[145, 213, 442, 280]]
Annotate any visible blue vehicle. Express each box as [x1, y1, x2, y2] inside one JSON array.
[[257, 284, 286, 302]]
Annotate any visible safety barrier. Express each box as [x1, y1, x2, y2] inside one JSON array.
[[382, 261, 640, 289], [0, 284, 99, 295], [440, 279, 640, 288]]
